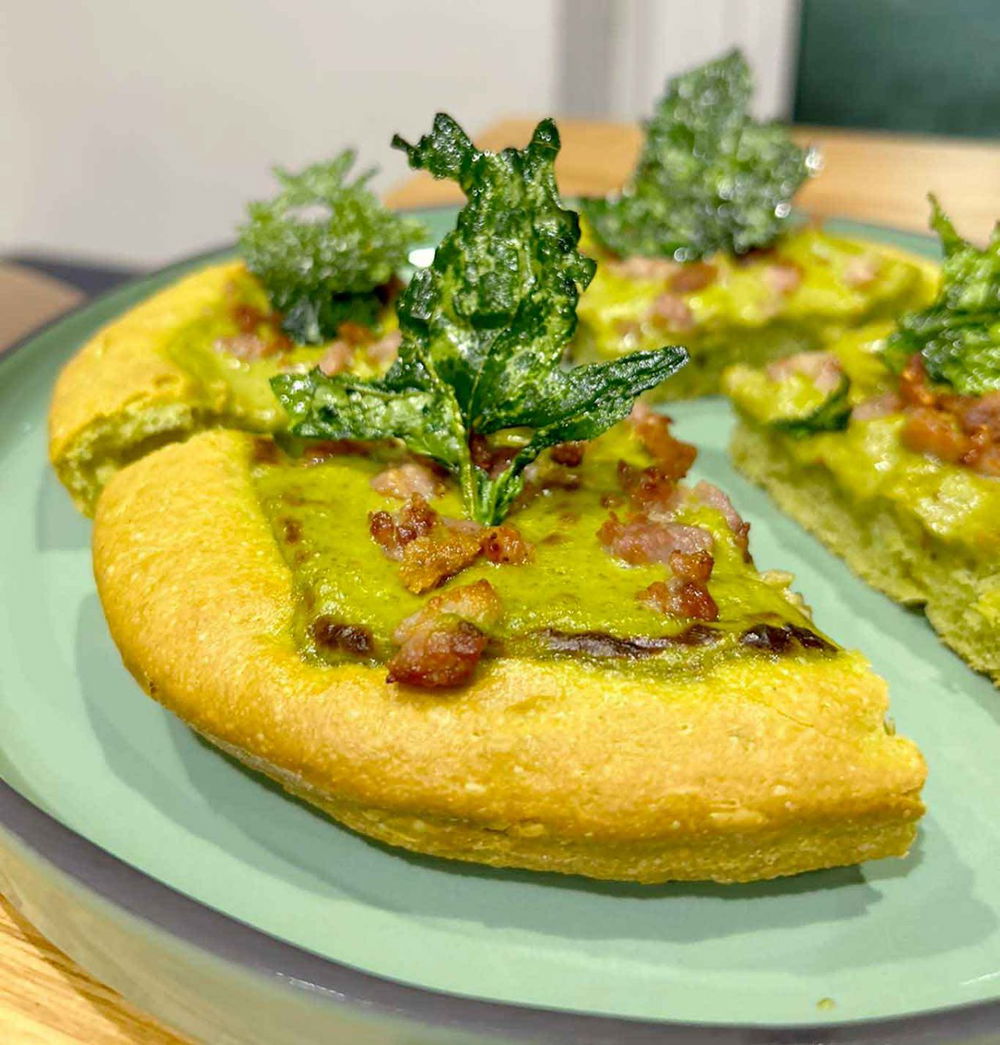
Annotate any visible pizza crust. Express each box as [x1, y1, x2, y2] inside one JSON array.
[[92, 428, 926, 883], [48, 262, 246, 513]]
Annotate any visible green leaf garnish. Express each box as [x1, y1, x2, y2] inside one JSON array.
[[771, 374, 852, 438], [238, 151, 426, 344], [883, 196, 1000, 395], [271, 115, 688, 524], [581, 50, 814, 262]]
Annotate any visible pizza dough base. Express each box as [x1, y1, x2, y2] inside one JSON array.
[[49, 262, 247, 514], [92, 428, 926, 883]]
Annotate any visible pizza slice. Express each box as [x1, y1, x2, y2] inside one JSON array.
[[74, 115, 925, 883], [92, 421, 925, 884], [574, 51, 936, 396], [725, 200, 1000, 682]]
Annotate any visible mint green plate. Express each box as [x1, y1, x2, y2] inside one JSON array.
[[3, 210, 1000, 1044]]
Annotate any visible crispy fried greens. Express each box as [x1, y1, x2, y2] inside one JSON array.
[[883, 197, 1000, 395], [581, 50, 815, 262], [772, 375, 852, 439], [272, 115, 687, 524], [238, 151, 425, 344]]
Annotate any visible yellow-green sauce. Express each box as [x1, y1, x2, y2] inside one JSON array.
[[151, 258, 966, 678], [161, 266, 395, 430], [725, 324, 1000, 552], [576, 225, 937, 396], [251, 425, 826, 678], [778, 417, 1000, 550]]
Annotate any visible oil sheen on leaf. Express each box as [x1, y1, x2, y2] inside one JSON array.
[[271, 115, 687, 524], [883, 196, 1000, 395], [581, 50, 815, 261]]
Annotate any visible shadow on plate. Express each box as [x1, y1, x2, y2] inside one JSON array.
[[75, 592, 997, 971], [35, 470, 90, 552]]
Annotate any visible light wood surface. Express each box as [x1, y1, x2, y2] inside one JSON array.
[[0, 263, 85, 348], [2, 118, 999, 1044], [0, 898, 188, 1045], [387, 118, 1000, 244]]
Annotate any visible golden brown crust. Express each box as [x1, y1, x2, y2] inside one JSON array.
[[92, 429, 926, 882], [48, 262, 247, 513]]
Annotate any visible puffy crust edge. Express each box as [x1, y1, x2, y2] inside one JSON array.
[[48, 261, 247, 513], [93, 429, 926, 882]]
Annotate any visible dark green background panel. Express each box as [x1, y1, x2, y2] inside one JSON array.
[[795, 0, 1000, 139]]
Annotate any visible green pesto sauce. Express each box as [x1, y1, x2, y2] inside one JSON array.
[[161, 267, 394, 430], [781, 416, 1000, 550], [724, 322, 896, 425], [726, 326, 1000, 552], [251, 425, 823, 679], [576, 225, 936, 365]]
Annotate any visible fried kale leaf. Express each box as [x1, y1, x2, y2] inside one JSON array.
[[581, 50, 815, 261], [771, 375, 852, 439], [883, 196, 1000, 395], [272, 115, 687, 524], [238, 151, 425, 344]]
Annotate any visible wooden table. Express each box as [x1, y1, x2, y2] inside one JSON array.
[[386, 118, 1000, 243], [2, 119, 998, 1045]]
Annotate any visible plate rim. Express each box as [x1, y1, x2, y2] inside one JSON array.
[[5, 211, 994, 1043]]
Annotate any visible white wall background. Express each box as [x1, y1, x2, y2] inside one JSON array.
[[560, 0, 798, 120], [0, 0, 560, 264], [0, 1, 798, 267], [594, 0, 799, 121]]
